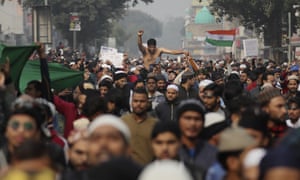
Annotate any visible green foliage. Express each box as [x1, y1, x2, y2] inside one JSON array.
[[23, 0, 154, 48], [111, 10, 162, 55]]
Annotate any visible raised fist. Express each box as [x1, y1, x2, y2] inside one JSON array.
[[138, 30, 144, 36]]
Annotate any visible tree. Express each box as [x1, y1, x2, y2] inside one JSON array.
[[211, 0, 299, 62], [23, 0, 154, 50], [112, 10, 162, 56]]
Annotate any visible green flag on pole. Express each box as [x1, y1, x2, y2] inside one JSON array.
[[19, 61, 83, 93], [0, 44, 38, 89], [0, 44, 83, 92]]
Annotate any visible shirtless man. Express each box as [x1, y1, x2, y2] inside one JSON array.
[[138, 30, 188, 71]]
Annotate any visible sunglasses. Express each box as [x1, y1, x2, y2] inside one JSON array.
[[8, 120, 36, 131]]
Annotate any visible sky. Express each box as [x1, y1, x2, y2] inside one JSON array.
[[130, 0, 194, 51], [131, 0, 192, 22]]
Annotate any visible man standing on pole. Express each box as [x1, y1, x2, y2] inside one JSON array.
[[137, 30, 189, 72]]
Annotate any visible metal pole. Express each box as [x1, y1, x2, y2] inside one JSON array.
[[288, 12, 291, 64], [44, 0, 48, 5], [73, 31, 76, 50]]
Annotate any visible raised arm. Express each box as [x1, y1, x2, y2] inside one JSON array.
[[37, 43, 53, 102], [137, 30, 146, 55], [160, 48, 189, 56]]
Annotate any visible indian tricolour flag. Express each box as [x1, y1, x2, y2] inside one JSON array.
[[205, 29, 236, 47]]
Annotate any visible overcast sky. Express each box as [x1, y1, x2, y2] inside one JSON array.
[[131, 0, 192, 22]]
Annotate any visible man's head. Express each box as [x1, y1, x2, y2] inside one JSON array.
[[147, 38, 157, 54], [258, 88, 287, 123], [68, 131, 89, 170], [217, 127, 257, 172], [239, 106, 269, 147], [156, 75, 167, 93], [132, 88, 149, 116], [287, 75, 299, 94], [211, 72, 224, 86], [177, 99, 206, 140], [98, 80, 113, 97], [202, 83, 223, 112], [240, 71, 248, 83], [165, 84, 179, 102], [262, 72, 275, 87], [134, 79, 145, 90], [287, 97, 300, 123], [146, 76, 157, 93], [196, 69, 209, 82], [87, 115, 131, 166], [151, 121, 181, 160], [25, 80, 42, 98], [198, 79, 213, 101], [5, 102, 44, 149], [11, 140, 52, 173], [181, 71, 195, 86], [114, 71, 127, 88]]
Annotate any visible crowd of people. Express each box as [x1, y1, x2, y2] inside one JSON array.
[[1, 31, 300, 180]]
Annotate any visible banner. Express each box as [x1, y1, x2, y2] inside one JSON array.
[[19, 61, 83, 93], [243, 39, 259, 57], [0, 44, 38, 89], [99, 46, 123, 66]]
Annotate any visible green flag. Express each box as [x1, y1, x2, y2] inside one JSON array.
[[0, 44, 38, 89], [19, 61, 83, 93]]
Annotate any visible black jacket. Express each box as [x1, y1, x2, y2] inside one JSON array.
[[155, 99, 180, 122]]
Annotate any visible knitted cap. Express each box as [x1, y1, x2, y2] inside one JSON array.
[[176, 99, 206, 121]]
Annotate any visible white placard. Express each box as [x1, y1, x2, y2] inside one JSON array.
[[99, 46, 123, 66], [243, 39, 259, 57]]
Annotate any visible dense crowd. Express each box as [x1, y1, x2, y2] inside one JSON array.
[[1, 32, 300, 180]]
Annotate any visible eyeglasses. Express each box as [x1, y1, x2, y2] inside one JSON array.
[[8, 120, 35, 131]]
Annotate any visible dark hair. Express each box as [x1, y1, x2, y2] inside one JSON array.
[[82, 90, 107, 119], [151, 121, 181, 140], [88, 61, 98, 73], [203, 83, 223, 97], [223, 80, 243, 103], [27, 80, 43, 94], [262, 71, 274, 81], [288, 97, 300, 108], [147, 38, 156, 46], [226, 95, 256, 115], [134, 79, 145, 88], [13, 139, 49, 161], [4, 102, 46, 140], [247, 71, 258, 81], [8, 102, 44, 131], [239, 105, 269, 136], [132, 88, 148, 97], [146, 76, 157, 82], [98, 79, 113, 90], [227, 73, 240, 81], [218, 150, 242, 170]]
